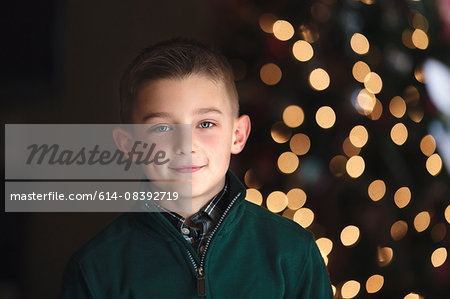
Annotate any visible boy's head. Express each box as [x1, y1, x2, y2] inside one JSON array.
[[116, 38, 250, 203], [120, 37, 239, 124]]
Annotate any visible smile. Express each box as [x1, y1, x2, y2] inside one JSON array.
[[169, 165, 205, 173]]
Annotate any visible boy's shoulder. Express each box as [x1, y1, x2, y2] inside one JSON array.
[[239, 198, 315, 244], [70, 213, 137, 263]]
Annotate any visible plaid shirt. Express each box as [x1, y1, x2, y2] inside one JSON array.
[[146, 178, 229, 256]]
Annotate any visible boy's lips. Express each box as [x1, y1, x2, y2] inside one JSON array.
[[169, 165, 205, 173]]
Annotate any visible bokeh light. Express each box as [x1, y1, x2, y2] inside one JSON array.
[[290, 133, 311, 156], [426, 153, 442, 176], [350, 33, 370, 55], [366, 274, 384, 294], [273, 20, 295, 41], [411, 29, 429, 50], [315, 106, 336, 129], [394, 187, 411, 208], [346, 156, 365, 178], [356, 89, 376, 115], [340, 225, 360, 247], [352, 61, 371, 83], [445, 205, 450, 224], [271, 121, 292, 143], [413, 211, 431, 233], [292, 40, 314, 62], [343, 137, 361, 157], [431, 223, 447, 243], [259, 13, 277, 33], [349, 125, 369, 148], [364, 72, 383, 94], [368, 98, 383, 120], [391, 123, 408, 145], [293, 208, 315, 228], [389, 96, 406, 118], [309, 68, 330, 91], [286, 188, 307, 210], [245, 188, 263, 206], [316, 237, 333, 257], [277, 151, 299, 174], [266, 191, 288, 213], [329, 155, 347, 177], [341, 280, 360, 299], [283, 105, 304, 128], [260, 63, 282, 85], [402, 29, 415, 49], [298, 24, 319, 43], [368, 180, 386, 202], [391, 220, 408, 241], [244, 169, 262, 189], [431, 247, 447, 268], [377, 246, 393, 267]]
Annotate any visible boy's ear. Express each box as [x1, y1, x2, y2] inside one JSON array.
[[231, 115, 251, 154], [112, 127, 137, 161]]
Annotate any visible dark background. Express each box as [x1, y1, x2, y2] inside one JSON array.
[[2, 0, 450, 298]]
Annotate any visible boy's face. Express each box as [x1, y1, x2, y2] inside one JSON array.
[[131, 74, 250, 202]]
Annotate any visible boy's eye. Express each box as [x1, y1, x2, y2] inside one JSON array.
[[198, 121, 214, 129], [152, 125, 172, 132]]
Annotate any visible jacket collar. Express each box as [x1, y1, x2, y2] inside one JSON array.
[[132, 169, 247, 241]]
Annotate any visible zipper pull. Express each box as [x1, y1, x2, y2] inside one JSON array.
[[196, 267, 206, 296]]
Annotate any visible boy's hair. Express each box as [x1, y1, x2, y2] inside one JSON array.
[[120, 37, 239, 123]]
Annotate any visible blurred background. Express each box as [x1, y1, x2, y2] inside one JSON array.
[[1, 0, 450, 298]]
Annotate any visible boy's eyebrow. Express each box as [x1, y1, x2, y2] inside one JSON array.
[[142, 112, 172, 121], [194, 107, 223, 115]]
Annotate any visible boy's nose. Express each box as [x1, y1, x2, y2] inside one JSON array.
[[172, 125, 193, 155]]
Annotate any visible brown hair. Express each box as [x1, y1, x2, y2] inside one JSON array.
[[119, 37, 239, 123]]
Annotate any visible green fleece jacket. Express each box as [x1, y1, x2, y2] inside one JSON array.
[[60, 170, 333, 298]]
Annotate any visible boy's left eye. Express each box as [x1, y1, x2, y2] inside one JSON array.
[[198, 121, 214, 129]]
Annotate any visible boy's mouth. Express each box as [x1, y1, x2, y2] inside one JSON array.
[[169, 165, 205, 173]]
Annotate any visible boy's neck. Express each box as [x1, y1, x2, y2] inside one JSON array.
[[159, 176, 226, 221]]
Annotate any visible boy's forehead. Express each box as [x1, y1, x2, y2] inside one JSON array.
[[135, 75, 234, 118]]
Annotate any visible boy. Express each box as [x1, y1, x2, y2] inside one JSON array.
[[60, 37, 333, 298]]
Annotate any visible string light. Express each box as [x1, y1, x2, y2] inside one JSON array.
[[391, 220, 408, 240], [346, 155, 365, 178], [277, 151, 299, 174], [431, 247, 447, 268], [340, 225, 360, 247], [283, 105, 304, 128], [260, 63, 282, 85], [389, 96, 407, 118], [309, 68, 330, 91], [377, 246, 393, 267], [315, 106, 336, 128], [352, 61, 371, 83], [245, 188, 263, 205], [293, 208, 315, 228], [349, 125, 369, 148], [413, 211, 431, 232], [394, 187, 411, 208], [292, 40, 314, 62], [341, 280, 360, 299], [426, 153, 442, 176], [271, 121, 292, 143], [366, 274, 384, 294], [391, 123, 408, 145], [286, 188, 307, 209], [290, 133, 311, 155], [368, 180, 386, 202], [273, 20, 295, 41], [266, 191, 288, 213], [350, 33, 370, 55]]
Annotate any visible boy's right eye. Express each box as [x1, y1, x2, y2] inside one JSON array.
[[151, 125, 172, 132]]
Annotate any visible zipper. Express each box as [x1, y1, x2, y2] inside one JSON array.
[[184, 191, 242, 297]]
